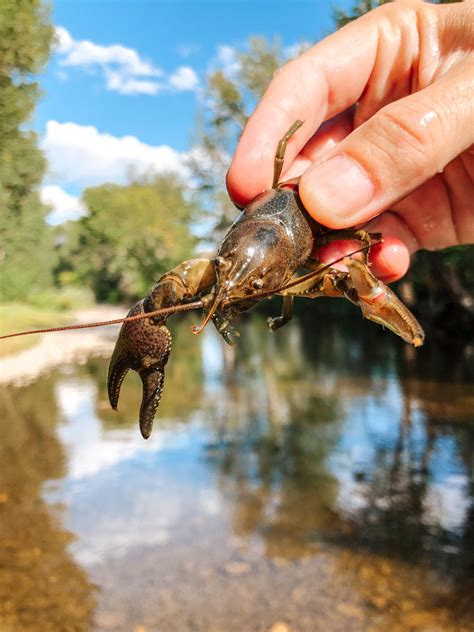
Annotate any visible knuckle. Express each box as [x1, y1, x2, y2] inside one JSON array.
[[367, 104, 440, 178]]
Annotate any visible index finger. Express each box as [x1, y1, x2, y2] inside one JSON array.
[[226, 2, 431, 206]]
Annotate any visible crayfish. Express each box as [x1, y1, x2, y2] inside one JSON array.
[[108, 120, 424, 439]]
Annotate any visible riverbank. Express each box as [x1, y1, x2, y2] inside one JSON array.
[[0, 305, 124, 387]]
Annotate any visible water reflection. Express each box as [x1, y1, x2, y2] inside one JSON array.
[[0, 380, 96, 631], [1, 311, 473, 631], [203, 316, 474, 571]]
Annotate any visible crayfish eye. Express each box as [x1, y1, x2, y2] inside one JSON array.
[[252, 278, 264, 290], [215, 256, 227, 270]]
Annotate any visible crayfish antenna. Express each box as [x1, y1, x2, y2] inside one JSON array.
[[192, 288, 224, 335]]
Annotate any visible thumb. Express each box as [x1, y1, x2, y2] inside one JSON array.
[[299, 60, 474, 229]]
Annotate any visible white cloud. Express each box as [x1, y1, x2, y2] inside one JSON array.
[[55, 27, 160, 76], [104, 71, 160, 96], [55, 25, 74, 54], [216, 45, 241, 77], [41, 185, 87, 224], [42, 120, 189, 188], [168, 66, 199, 91], [177, 43, 200, 59], [54, 26, 199, 95]]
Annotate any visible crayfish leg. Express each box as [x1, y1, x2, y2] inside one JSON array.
[[145, 258, 216, 318], [273, 120, 304, 188], [268, 295, 294, 331]]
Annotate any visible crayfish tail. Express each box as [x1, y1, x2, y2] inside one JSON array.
[[138, 367, 166, 439]]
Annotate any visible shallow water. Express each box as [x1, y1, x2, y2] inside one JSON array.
[[1, 312, 473, 632]]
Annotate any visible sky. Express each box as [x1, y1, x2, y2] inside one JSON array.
[[37, 0, 354, 224]]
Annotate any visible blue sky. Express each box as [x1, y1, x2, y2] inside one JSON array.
[[38, 0, 353, 223]]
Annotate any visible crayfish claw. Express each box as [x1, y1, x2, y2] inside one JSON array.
[[138, 366, 165, 439], [108, 353, 130, 411], [343, 258, 425, 347], [107, 299, 173, 438]]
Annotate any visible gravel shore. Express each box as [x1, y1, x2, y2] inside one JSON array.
[[0, 306, 124, 387]]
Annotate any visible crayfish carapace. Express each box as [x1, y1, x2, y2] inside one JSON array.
[[108, 120, 424, 439]]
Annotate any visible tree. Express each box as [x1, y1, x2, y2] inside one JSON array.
[[333, 0, 390, 28], [56, 175, 197, 302], [190, 37, 308, 243], [0, 0, 54, 301]]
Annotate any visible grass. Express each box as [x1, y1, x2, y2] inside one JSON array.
[[0, 287, 94, 357], [0, 303, 71, 357]]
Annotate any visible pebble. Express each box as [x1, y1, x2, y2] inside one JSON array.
[[400, 610, 435, 627], [359, 565, 372, 581], [268, 623, 291, 632], [271, 557, 289, 569], [224, 561, 251, 576], [336, 603, 365, 620], [290, 586, 305, 603], [95, 611, 124, 629], [368, 595, 388, 610], [380, 561, 392, 575]]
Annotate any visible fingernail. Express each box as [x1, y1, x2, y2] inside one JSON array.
[[301, 154, 374, 223]]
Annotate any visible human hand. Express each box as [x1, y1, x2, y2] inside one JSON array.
[[227, 1, 474, 282]]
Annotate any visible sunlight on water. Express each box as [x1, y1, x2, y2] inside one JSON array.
[[54, 377, 166, 481]]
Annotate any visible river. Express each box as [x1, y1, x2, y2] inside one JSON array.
[[0, 309, 473, 632]]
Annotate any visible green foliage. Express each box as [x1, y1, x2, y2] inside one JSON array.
[[192, 37, 307, 242], [27, 286, 94, 311], [208, 70, 246, 130], [204, 36, 285, 138], [404, 246, 474, 312], [0, 0, 52, 74], [0, 193, 55, 300], [333, 0, 390, 28], [0, 0, 54, 301], [239, 36, 282, 100], [55, 175, 197, 302]]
